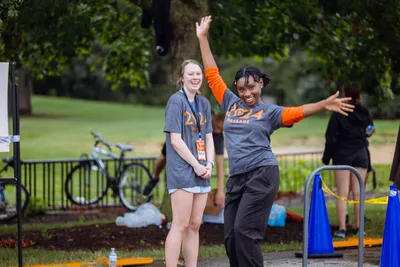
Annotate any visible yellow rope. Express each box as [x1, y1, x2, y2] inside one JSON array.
[[321, 180, 388, 205]]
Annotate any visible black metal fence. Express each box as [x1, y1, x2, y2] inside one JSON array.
[[3, 150, 381, 212], [17, 156, 158, 211]]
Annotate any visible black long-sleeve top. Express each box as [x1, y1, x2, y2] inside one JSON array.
[[322, 104, 373, 165]]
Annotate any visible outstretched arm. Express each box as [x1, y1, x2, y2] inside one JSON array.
[[281, 91, 355, 126], [303, 91, 354, 117], [196, 16, 227, 105]]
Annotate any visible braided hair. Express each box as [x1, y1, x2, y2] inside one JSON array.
[[233, 66, 271, 89]]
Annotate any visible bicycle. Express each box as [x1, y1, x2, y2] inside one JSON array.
[[0, 157, 30, 222], [65, 132, 152, 211]]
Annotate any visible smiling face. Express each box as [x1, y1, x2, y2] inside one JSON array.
[[181, 63, 203, 94], [236, 75, 263, 106]]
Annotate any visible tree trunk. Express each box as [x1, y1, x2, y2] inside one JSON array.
[[159, 0, 210, 221], [169, 0, 210, 98], [8, 67, 33, 115]]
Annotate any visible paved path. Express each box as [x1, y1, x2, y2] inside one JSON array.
[[196, 247, 381, 267], [149, 247, 381, 266]]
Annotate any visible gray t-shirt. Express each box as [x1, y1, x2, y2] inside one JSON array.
[[164, 91, 213, 190], [221, 90, 285, 176]]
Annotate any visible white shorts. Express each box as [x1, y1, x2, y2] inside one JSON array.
[[168, 186, 211, 195]]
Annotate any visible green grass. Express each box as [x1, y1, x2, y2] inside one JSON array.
[[0, 202, 388, 266], [11, 96, 166, 159], [0, 243, 303, 266], [275, 115, 399, 142], [0, 96, 396, 209], [4, 95, 398, 159], [291, 203, 388, 238], [369, 164, 394, 192]]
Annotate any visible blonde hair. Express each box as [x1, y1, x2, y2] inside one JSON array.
[[176, 59, 203, 91]]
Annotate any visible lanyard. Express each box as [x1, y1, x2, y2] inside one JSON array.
[[182, 88, 202, 139]]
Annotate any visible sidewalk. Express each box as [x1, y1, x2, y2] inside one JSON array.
[[196, 247, 381, 267]]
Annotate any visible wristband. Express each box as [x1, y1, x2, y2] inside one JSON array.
[[206, 160, 215, 168]]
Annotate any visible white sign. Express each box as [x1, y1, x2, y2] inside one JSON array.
[[0, 63, 9, 152]]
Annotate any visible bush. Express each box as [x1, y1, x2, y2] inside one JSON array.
[[25, 197, 47, 217], [279, 160, 313, 193]]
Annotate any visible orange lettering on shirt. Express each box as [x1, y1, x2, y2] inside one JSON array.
[[240, 109, 252, 119], [251, 110, 263, 120], [234, 108, 248, 117], [226, 104, 237, 117], [184, 111, 193, 125], [199, 112, 206, 125]]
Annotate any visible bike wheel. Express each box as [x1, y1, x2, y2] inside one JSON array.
[[65, 162, 109, 205], [119, 163, 152, 211], [0, 184, 29, 222]]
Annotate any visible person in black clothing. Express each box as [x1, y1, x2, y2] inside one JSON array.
[[322, 82, 373, 238]]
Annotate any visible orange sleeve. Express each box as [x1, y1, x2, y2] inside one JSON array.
[[205, 67, 227, 105], [282, 106, 305, 126]]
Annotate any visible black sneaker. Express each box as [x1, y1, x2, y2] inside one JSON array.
[[143, 178, 160, 196], [346, 214, 371, 223], [353, 228, 366, 236], [334, 229, 346, 238]]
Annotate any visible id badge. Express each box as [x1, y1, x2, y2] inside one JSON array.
[[196, 139, 206, 161]]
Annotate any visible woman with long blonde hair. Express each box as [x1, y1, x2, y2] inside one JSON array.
[[164, 59, 215, 267]]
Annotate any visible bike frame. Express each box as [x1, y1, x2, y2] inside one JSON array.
[[90, 146, 127, 182], [0, 162, 10, 175], [0, 162, 11, 202]]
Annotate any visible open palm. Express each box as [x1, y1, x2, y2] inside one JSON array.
[[196, 16, 212, 39], [325, 91, 354, 116]]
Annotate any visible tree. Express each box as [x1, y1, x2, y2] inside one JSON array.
[[249, 0, 400, 101], [2, 0, 398, 107], [1, 0, 154, 113], [2, 0, 399, 218]]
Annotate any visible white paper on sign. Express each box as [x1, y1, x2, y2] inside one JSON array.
[[0, 63, 9, 152]]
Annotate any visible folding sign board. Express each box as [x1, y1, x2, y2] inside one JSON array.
[[0, 62, 9, 152]]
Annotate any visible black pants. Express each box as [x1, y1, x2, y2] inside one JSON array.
[[224, 165, 280, 267]]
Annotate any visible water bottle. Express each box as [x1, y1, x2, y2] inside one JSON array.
[[366, 124, 374, 136], [109, 248, 117, 267]]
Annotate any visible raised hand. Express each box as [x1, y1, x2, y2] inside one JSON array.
[[325, 91, 355, 116], [196, 16, 212, 39]]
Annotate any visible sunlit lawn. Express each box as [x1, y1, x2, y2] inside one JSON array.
[[3, 95, 398, 160], [0, 96, 396, 213]]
